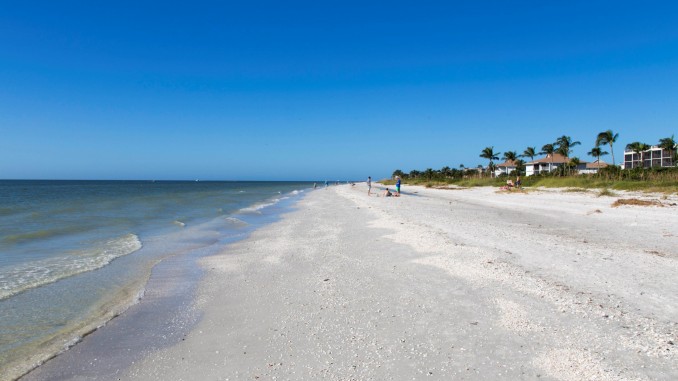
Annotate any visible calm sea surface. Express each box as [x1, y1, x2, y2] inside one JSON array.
[[0, 180, 311, 378]]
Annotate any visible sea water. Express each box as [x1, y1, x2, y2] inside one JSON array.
[[0, 180, 311, 378]]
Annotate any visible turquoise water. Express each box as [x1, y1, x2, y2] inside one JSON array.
[[0, 180, 311, 378]]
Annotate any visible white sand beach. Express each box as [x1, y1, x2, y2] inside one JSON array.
[[31, 184, 678, 380], [111, 184, 677, 381]]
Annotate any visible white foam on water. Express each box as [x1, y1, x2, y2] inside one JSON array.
[[236, 188, 307, 215], [0, 234, 142, 300], [224, 216, 248, 226], [173, 220, 186, 227], [237, 200, 279, 214]]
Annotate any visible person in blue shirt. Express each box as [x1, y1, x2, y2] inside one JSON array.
[[395, 176, 401, 195]]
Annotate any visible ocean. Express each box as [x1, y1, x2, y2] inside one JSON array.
[[0, 180, 312, 379]]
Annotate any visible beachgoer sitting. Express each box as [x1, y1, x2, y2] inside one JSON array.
[[506, 179, 514, 188], [383, 188, 393, 197]]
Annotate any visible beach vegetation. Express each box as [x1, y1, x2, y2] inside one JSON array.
[[521, 146, 537, 162], [626, 142, 651, 169], [387, 130, 677, 194], [596, 130, 619, 166], [587, 146, 608, 167], [611, 198, 664, 207], [658, 135, 677, 163], [503, 151, 518, 163], [386, 166, 678, 194], [480, 147, 501, 177], [539, 143, 556, 173], [555, 135, 581, 160], [598, 188, 617, 197]]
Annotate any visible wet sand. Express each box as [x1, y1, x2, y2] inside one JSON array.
[[23, 184, 678, 380]]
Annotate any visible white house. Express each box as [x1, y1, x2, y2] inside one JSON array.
[[494, 160, 517, 177], [623, 145, 675, 169], [524, 153, 569, 176]]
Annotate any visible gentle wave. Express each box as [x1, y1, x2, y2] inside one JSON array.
[[0, 234, 142, 300], [224, 216, 248, 226], [238, 200, 279, 214], [236, 189, 305, 214]]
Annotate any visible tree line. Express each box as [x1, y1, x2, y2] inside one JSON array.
[[393, 130, 676, 180]]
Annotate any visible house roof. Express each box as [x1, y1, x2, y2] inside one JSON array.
[[496, 160, 517, 168], [585, 160, 608, 169], [525, 153, 569, 165]]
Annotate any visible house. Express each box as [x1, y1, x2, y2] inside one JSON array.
[[578, 160, 608, 175], [494, 160, 517, 177], [623, 145, 675, 169], [524, 153, 569, 176]]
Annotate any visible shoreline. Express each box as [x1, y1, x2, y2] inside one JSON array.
[[20, 184, 678, 380], [9, 188, 310, 381]]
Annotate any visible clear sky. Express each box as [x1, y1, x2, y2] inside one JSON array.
[[1, 1, 677, 180]]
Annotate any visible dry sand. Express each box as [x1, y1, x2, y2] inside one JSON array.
[[115, 184, 677, 380]]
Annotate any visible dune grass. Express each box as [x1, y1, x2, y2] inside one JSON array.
[[382, 172, 678, 194]]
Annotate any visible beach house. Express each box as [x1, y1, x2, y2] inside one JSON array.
[[524, 153, 569, 176], [578, 160, 609, 175], [494, 160, 517, 177], [623, 145, 675, 169]]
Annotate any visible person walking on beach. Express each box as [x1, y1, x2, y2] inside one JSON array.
[[367, 176, 372, 196], [395, 176, 401, 196]]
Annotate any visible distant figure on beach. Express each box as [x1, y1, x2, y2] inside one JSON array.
[[506, 179, 514, 188], [383, 188, 393, 197], [367, 176, 372, 196], [395, 176, 401, 195], [324, 180, 328, 188], [313, 183, 317, 189], [515, 176, 522, 188]]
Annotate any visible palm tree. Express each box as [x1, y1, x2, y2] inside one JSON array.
[[587, 147, 608, 167], [424, 168, 435, 180], [626, 142, 651, 168], [658, 135, 677, 166], [409, 169, 421, 179], [596, 130, 619, 166], [540, 143, 556, 173], [392, 169, 405, 179], [501, 151, 518, 177], [521, 147, 536, 162], [568, 157, 581, 175], [480, 147, 501, 177], [440, 166, 452, 178], [503, 151, 518, 162], [555, 135, 581, 159], [514, 159, 526, 176]]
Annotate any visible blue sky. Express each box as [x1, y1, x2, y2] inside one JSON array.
[[1, 1, 677, 180]]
